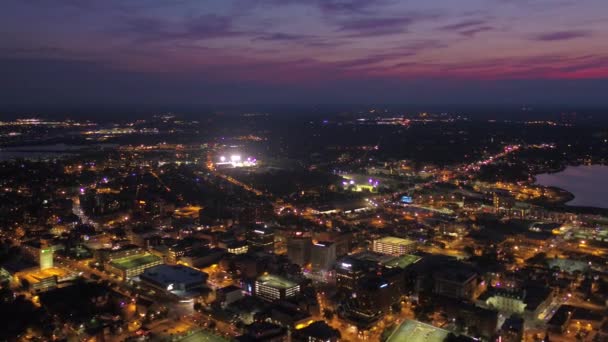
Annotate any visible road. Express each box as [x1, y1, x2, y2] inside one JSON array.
[[72, 195, 99, 229]]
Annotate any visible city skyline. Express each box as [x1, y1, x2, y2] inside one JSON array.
[[3, 3, 608, 341]]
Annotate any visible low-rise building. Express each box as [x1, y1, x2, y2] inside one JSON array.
[[292, 321, 340, 342], [255, 274, 300, 301], [16, 267, 76, 293], [139, 264, 207, 297], [106, 253, 163, 280], [310, 241, 336, 271], [372, 236, 417, 256], [216, 285, 244, 308]]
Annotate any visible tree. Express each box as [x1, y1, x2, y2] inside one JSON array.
[[323, 309, 334, 321], [412, 302, 433, 322], [454, 316, 466, 333], [381, 324, 396, 341]]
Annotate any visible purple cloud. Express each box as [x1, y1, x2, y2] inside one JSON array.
[[333, 40, 446, 70], [256, 0, 386, 14], [337, 17, 414, 37], [439, 19, 493, 37], [532, 30, 592, 41], [460, 26, 494, 37], [252, 33, 341, 48], [317, 0, 384, 14], [122, 14, 244, 44], [440, 20, 487, 31], [182, 15, 241, 39], [254, 33, 311, 41]]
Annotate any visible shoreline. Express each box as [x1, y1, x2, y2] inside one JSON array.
[[532, 164, 608, 212]]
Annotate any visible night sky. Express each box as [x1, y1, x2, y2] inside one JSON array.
[[2, 0, 608, 109]]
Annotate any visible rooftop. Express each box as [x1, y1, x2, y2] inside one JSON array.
[[20, 267, 72, 283], [295, 321, 340, 339], [382, 254, 422, 269], [351, 251, 395, 263], [140, 264, 207, 287], [178, 329, 230, 342], [435, 267, 477, 283], [109, 253, 161, 270], [257, 274, 297, 289], [375, 236, 416, 246], [386, 320, 449, 342], [173, 205, 202, 219]]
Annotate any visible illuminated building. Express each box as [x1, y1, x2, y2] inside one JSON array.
[[380, 254, 422, 270], [248, 227, 275, 253], [485, 288, 527, 314], [310, 241, 336, 271], [167, 244, 193, 264], [255, 274, 300, 301], [335, 254, 379, 291], [372, 236, 417, 256], [226, 241, 249, 255], [482, 285, 554, 321], [386, 320, 450, 342], [106, 253, 163, 280], [179, 247, 226, 269], [16, 267, 76, 293], [493, 191, 515, 212], [39, 247, 53, 270], [94, 245, 144, 265], [350, 275, 401, 316], [293, 321, 340, 342]]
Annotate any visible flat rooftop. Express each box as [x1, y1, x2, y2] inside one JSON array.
[[173, 205, 202, 219], [257, 274, 297, 289], [109, 253, 161, 270], [141, 264, 206, 286], [351, 251, 395, 263], [386, 320, 449, 342], [20, 267, 72, 283], [382, 254, 422, 269], [375, 236, 416, 246]]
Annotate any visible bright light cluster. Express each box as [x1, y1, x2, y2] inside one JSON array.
[[217, 154, 257, 167]]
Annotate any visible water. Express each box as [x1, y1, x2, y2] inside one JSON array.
[[0, 143, 118, 161], [0, 151, 72, 161], [535, 165, 608, 208]]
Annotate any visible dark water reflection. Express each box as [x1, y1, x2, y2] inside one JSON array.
[[535, 165, 608, 209]]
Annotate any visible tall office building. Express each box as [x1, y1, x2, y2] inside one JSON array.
[[310, 241, 336, 271], [248, 227, 275, 253], [335, 255, 377, 291], [287, 236, 311, 266], [40, 247, 53, 270]]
